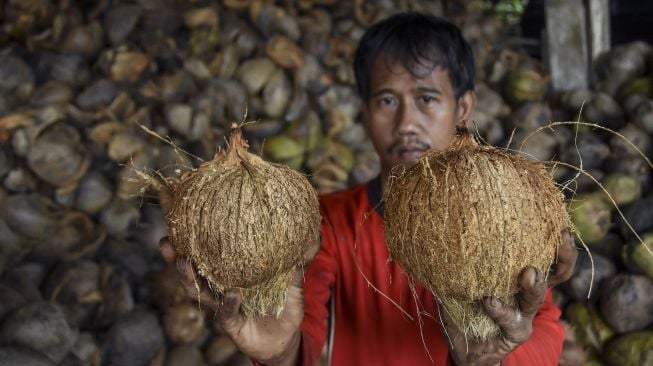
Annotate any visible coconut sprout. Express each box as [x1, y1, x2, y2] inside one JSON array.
[[385, 127, 571, 340]]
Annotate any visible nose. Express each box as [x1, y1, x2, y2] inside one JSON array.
[[395, 100, 419, 136]]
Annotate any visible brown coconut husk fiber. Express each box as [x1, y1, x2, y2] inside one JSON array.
[[164, 124, 320, 318], [385, 126, 571, 341]]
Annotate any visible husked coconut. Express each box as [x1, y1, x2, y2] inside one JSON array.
[[164, 125, 320, 317], [385, 127, 571, 340]]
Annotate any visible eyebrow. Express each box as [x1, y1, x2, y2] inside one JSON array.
[[415, 86, 442, 95], [370, 86, 443, 98], [370, 88, 395, 98]]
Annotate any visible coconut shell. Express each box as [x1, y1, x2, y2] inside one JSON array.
[[164, 345, 206, 366], [602, 173, 643, 206], [27, 123, 89, 188], [0, 218, 25, 274], [4, 166, 39, 193], [0, 284, 26, 323], [205, 335, 238, 365], [110, 52, 151, 83], [559, 131, 611, 170], [75, 171, 113, 215], [104, 5, 142, 45], [100, 199, 140, 238], [582, 93, 625, 130], [562, 251, 616, 302], [99, 238, 149, 282], [565, 302, 615, 353], [76, 79, 117, 110], [148, 266, 188, 309], [0, 55, 34, 107], [93, 269, 135, 329], [0, 302, 77, 363], [162, 302, 205, 345], [622, 234, 653, 281], [604, 331, 653, 366], [166, 126, 320, 317], [102, 309, 164, 366], [599, 274, 653, 333], [43, 260, 101, 328], [504, 68, 547, 105], [69, 332, 100, 366], [0, 346, 55, 366], [588, 232, 623, 263], [2, 262, 46, 301], [568, 193, 612, 244], [619, 195, 653, 239], [29, 80, 74, 108], [604, 156, 652, 190], [385, 128, 570, 340], [611, 124, 652, 159], [559, 340, 587, 366]]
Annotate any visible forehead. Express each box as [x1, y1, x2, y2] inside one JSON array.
[[369, 54, 454, 91]]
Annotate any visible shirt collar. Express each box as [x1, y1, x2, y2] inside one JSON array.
[[367, 175, 383, 217]]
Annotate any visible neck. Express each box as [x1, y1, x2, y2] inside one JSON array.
[[379, 168, 390, 195]]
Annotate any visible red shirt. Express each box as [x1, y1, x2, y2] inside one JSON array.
[[300, 179, 565, 365]]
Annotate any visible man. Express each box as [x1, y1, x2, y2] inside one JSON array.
[[160, 12, 578, 366]]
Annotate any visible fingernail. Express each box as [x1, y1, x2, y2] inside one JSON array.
[[535, 270, 544, 284], [222, 290, 241, 315], [486, 297, 500, 308], [176, 259, 189, 274]]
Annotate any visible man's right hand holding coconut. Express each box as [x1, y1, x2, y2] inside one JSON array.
[[160, 239, 308, 366]]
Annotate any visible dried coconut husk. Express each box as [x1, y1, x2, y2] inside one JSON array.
[[161, 124, 320, 317], [385, 126, 571, 341]]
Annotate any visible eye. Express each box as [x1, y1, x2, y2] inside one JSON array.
[[380, 96, 397, 106], [420, 95, 436, 104]]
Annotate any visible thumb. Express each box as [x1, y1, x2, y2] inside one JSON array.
[[437, 300, 464, 349], [157, 183, 173, 214], [218, 289, 246, 334], [290, 268, 306, 289]]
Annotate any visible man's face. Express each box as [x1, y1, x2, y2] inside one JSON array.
[[361, 56, 475, 179]]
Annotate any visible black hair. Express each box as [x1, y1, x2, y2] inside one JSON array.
[[354, 12, 475, 101]]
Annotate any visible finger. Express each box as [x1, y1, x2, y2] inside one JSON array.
[[548, 229, 578, 288], [158, 185, 173, 214], [436, 300, 465, 350], [517, 267, 547, 318], [159, 237, 176, 264], [482, 297, 525, 338], [217, 289, 246, 335], [483, 296, 533, 344], [290, 268, 306, 289], [176, 259, 219, 309], [302, 239, 321, 266]]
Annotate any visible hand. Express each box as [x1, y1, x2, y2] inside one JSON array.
[[442, 229, 577, 366], [547, 229, 578, 288], [160, 237, 317, 365]]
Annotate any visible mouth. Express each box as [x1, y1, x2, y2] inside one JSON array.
[[395, 146, 427, 162], [387, 137, 431, 164]]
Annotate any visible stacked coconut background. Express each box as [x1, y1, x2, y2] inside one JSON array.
[[0, 0, 651, 365]]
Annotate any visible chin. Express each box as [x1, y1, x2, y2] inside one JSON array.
[[387, 159, 419, 175], [400, 154, 424, 167]]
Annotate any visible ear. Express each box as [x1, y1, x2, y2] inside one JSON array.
[[360, 102, 371, 131], [455, 90, 476, 128]]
